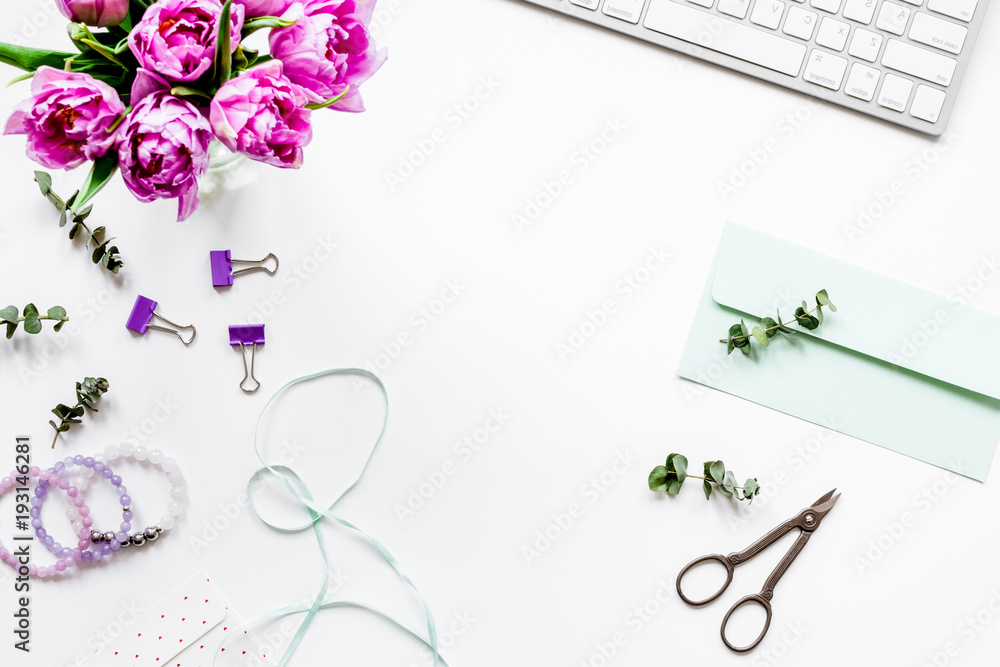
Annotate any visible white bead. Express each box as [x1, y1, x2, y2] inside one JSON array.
[[71, 520, 83, 533], [167, 472, 184, 487], [167, 501, 183, 517], [104, 444, 120, 461], [134, 446, 149, 462], [169, 487, 185, 501], [73, 476, 88, 492], [161, 458, 179, 474], [82, 465, 95, 478], [65, 506, 78, 520], [119, 441, 135, 456], [159, 514, 175, 531], [148, 449, 164, 465]]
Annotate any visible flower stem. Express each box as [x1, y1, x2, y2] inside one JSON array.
[[719, 306, 821, 344]]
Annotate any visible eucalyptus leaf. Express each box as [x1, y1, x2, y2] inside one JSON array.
[[648, 466, 668, 492], [0, 306, 17, 323], [666, 453, 688, 483], [709, 460, 725, 485], [751, 325, 769, 346]]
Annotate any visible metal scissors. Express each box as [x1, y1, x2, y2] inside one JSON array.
[[675, 489, 841, 652]]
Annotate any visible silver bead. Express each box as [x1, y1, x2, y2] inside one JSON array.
[[103, 531, 116, 543], [118, 538, 130, 548], [121, 505, 131, 513], [130, 533, 146, 547], [91, 530, 104, 543], [144, 527, 159, 541], [155, 525, 164, 534]]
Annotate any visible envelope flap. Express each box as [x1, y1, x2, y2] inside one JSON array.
[[711, 222, 1000, 401]]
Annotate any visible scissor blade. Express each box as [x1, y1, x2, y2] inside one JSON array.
[[811, 488, 837, 507], [810, 490, 841, 521]]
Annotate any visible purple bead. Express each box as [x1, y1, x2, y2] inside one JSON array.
[[61, 548, 72, 558], [80, 551, 93, 563], [29, 508, 40, 518], [109, 540, 120, 552], [100, 544, 112, 556], [122, 510, 133, 521], [118, 486, 128, 496], [102, 468, 113, 479], [115, 532, 128, 543], [53, 462, 65, 472], [93, 462, 105, 473], [91, 550, 103, 561], [36, 529, 47, 539], [34, 486, 45, 497], [83, 457, 95, 468], [119, 495, 131, 506], [73, 455, 84, 465], [120, 522, 131, 532], [30, 518, 42, 528], [42, 536, 54, 547], [111, 475, 122, 486], [30, 497, 42, 507]]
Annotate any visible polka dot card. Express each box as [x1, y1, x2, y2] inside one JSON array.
[[94, 569, 275, 666]]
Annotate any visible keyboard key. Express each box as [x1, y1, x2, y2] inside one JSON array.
[[803, 49, 848, 89], [687, 0, 715, 7], [843, 0, 877, 23], [900, 0, 923, 5], [909, 84, 946, 121], [878, 73, 913, 110], [876, 2, 911, 34], [603, 0, 646, 23], [719, 0, 752, 18], [927, 0, 977, 21], [881, 38, 957, 85], [810, 0, 842, 11], [569, 0, 600, 8], [909, 12, 968, 54], [845, 62, 881, 99], [783, 6, 818, 39], [643, 0, 807, 76], [816, 17, 850, 49], [751, 0, 786, 28], [849, 28, 884, 61]]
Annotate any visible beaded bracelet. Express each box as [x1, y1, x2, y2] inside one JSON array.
[[37, 456, 132, 562], [97, 444, 185, 546], [0, 467, 92, 578]]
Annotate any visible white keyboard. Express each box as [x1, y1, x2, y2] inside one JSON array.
[[521, 0, 989, 133]]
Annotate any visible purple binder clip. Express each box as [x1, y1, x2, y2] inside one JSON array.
[[126, 295, 196, 345], [211, 250, 279, 287], [229, 324, 265, 393]]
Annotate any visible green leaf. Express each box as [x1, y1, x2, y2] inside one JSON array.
[[817, 289, 837, 312], [727, 337, 735, 355], [743, 478, 760, 498], [304, 87, 351, 111], [242, 16, 296, 37], [170, 86, 214, 101], [723, 472, 738, 497], [666, 478, 683, 495], [666, 453, 688, 484], [740, 319, 749, 338], [648, 466, 668, 492], [0, 44, 73, 72], [22, 303, 41, 334], [0, 306, 17, 323], [73, 152, 118, 213], [5, 322, 16, 339], [738, 343, 750, 355], [703, 480, 712, 500], [47, 306, 66, 321], [760, 317, 778, 338], [708, 460, 725, 485], [815, 303, 824, 325], [751, 325, 769, 346], [34, 171, 53, 194], [215, 0, 234, 85]]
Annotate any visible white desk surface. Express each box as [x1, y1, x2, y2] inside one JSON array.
[[2, 0, 1000, 665]]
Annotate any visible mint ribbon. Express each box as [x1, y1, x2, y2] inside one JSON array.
[[213, 368, 445, 666]]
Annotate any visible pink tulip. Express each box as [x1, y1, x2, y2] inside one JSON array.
[[210, 61, 313, 168], [55, 0, 130, 27], [3, 67, 125, 170], [269, 0, 385, 112]]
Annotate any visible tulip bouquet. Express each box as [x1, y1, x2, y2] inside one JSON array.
[[1, 0, 385, 221]]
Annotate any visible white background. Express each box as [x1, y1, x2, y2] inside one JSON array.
[[2, 0, 1000, 665]]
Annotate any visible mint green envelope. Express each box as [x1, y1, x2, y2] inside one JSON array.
[[678, 222, 1000, 481]]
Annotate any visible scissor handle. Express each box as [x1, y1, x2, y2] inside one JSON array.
[[721, 594, 773, 653], [676, 554, 735, 606]]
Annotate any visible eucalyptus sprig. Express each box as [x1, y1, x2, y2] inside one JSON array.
[[0, 304, 68, 339], [649, 454, 761, 503], [34, 171, 123, 275], [49, 377, 109, 448], [722, 289, 836, 356]]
